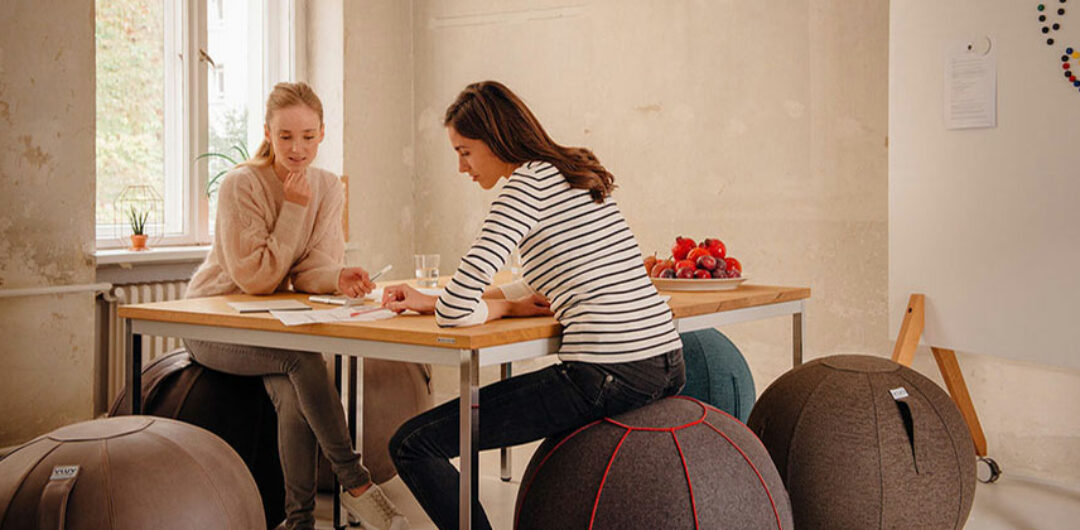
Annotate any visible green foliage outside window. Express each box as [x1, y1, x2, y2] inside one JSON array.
[[95, 0, 164, 228]]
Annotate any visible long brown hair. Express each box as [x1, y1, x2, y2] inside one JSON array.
[[444, 81, 615, 202], [240, 82, 324, 168]]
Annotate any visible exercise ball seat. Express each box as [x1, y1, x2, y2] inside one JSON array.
[[677, 328, 755, 421], [110, 349, 285, 528], [515, 396, 793, 529], [0, 416, 264, 529], [746, 354, 976, 529]]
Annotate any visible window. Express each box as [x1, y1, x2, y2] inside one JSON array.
[[95, 0, 297, 248]]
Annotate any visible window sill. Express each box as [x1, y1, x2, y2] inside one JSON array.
[[95, 245, 211, 266], [95, 245, 210, 285]]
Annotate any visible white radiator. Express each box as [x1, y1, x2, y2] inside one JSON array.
[[102, 281, 188, 404]]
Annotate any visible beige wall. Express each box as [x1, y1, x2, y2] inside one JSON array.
[[299, 0, 345, 177], [341, 0, 417, 274], [0, 0, 97, 445]]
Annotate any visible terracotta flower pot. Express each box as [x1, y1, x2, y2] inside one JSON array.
[[130, 234, 149, 251]]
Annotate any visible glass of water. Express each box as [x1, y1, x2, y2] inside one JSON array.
[[414, 254, 440, 288]]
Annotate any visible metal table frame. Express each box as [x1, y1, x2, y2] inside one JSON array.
[[124, 298, 805, 529]]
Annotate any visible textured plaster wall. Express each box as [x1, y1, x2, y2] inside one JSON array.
[[341, 1, 416, 274], [412, 0, 891, 395], [0, 0, 97, 445]]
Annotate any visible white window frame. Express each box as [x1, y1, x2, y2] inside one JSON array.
[[95, 0, 298, 250]]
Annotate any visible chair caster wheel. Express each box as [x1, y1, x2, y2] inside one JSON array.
[[977, 456, 1002, 483]]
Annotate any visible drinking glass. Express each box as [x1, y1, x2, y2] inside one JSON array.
[[414, 254, 440, 288]]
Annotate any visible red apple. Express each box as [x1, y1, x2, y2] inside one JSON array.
[[724, 256, 742, 274], [658, 268, 676, 278], [674, 259, 696, 271], [676, 266, 696, 279], [693, 269, 711, 279], [686, 247, 711, 263]]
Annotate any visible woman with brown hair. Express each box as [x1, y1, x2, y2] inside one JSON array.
[[184, 82, 406, 530], [382, 81, 685, 529]]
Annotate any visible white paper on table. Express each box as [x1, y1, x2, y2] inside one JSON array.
[[271, 306, 398, 326]]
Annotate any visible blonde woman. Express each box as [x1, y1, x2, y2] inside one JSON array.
[[185, 82, 407, 530]]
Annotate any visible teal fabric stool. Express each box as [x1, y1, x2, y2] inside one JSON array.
[[677, 329, 755, 422]]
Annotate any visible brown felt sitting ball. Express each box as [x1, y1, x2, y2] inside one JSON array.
[[746, 354, 976, 529], [0, 416, 264, 529]]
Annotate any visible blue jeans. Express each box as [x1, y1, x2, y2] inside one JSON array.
[[389, 349, 685, 530]]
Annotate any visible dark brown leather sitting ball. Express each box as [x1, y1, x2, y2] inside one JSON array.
[[110, 350, 286, 528], [0, 416, 264, 529], [746, 354, 976, 529]]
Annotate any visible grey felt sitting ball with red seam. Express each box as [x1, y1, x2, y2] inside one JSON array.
[[515, 396, 793, 529]]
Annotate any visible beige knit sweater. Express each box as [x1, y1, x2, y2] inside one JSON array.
[[186, 164, 345, 298]]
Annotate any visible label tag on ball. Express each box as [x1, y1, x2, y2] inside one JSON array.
[[890, 387, 909, 401], [50, 465, 79, 480]]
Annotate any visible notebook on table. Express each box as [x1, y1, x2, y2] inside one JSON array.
[[227, 299, 312, 313]]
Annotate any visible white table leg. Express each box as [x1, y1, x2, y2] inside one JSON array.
[[459, 349, 479, 529], [500, 362, 512, 482]]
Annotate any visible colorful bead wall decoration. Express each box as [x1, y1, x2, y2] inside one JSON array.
[[1038, 1, 1080, 92]]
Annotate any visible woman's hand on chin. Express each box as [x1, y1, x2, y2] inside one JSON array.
[[381, 284, 437, 314]]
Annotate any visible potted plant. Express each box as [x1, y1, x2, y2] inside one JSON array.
[[127, 205, 150, 251]]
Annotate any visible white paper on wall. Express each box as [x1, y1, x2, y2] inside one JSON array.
[[944, 40, 997, 129]]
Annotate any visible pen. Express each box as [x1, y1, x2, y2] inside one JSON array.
[[349, 306, 386, 318], [369, 264, 393, 282]]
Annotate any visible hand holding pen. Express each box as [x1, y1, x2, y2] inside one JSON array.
[[337, 264, 392, 300]]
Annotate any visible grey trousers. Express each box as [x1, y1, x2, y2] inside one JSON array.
[[184, 339, 370, 530]]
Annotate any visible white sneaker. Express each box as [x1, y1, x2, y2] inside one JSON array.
[[340, 483, 409, 530]]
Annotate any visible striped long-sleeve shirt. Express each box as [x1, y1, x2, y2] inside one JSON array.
[[435, 161, 682, 363]]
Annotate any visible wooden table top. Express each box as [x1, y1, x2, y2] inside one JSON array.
[[119, 282, 809, 350]]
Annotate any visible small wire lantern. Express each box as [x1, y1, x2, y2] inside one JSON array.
[[112, 185, 164, 250]]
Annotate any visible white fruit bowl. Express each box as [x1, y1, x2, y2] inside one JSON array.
[[651, 276, 748, 291]]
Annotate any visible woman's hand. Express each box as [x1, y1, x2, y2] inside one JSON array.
[[505, 293, 553, 318], [381, 284, 437, 314], [338, 267, 376, 298], [283, 170, 311, 206]]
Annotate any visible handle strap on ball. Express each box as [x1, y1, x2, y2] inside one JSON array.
[[38, 465, 79, 530]]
